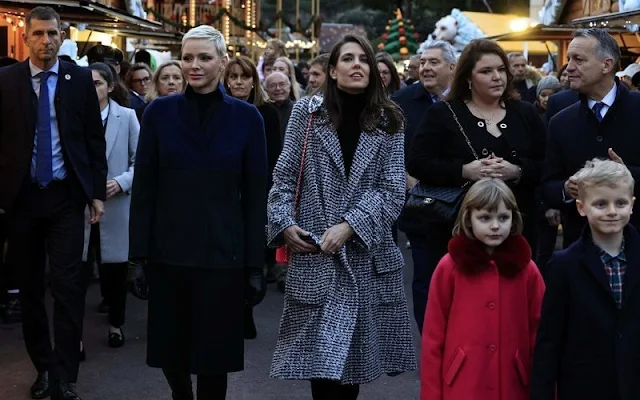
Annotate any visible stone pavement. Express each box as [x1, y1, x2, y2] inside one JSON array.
[[0, 237, 421, 400]]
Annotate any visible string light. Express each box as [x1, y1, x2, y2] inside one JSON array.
[[3, 13, 25, 30]]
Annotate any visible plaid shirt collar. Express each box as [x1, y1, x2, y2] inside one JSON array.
[[597, 239, 626, 264], [596, 239, 627, 309]]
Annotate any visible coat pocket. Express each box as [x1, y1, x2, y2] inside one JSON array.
[[514, 349, 529, 386], [286, 253, 334, 306], [444, 347, 466, 386], [372, 244, 405, 304]]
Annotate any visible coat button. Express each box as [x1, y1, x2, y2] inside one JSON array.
[[488, 344, 496, 351], [478, 121, 485, 128], [499, 123, 507, 129], [618, 332, 624, 339], [488, 302, 496, 310], [596, 136, 603, 142]]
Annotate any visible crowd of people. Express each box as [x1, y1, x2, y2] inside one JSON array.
[[1, 4, 640, 400]]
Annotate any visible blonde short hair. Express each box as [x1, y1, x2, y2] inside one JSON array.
[[453, 179, 523, 238], [572, 158, 635, 198], [182, 25, 227, 59]]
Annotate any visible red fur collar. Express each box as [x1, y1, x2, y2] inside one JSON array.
[[448, 234, 532, 278]]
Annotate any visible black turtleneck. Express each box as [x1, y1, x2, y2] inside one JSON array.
[[337, 89, 366, 176], [186, 85, 223, 128]]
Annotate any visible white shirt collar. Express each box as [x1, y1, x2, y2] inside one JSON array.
[[100, 102, 110, 122], [587, 83, 617, 109], [29, 58, 60, 78]]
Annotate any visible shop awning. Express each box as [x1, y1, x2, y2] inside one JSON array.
[[572, 9, 640, 27], [488, 24, 640, 53], [0, 0, 181, 40], [461, 11, 558, 54]]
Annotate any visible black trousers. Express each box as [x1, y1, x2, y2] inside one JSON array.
[[311, 379, 360, 400], [10, 180, 86, 383], [163, 368, 228, 400], [88, 223, 128, 327], [407, 225, 450, 334]]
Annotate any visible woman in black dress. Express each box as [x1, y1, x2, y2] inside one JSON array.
[[129, 25, 267, 399], [223, 55, 282, 339], [407, 38, 546, 299]]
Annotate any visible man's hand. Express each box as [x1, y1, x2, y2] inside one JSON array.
[[106, 180, 123, 199], [320, 222, 354, 254], [609, 148, 624, 165], [545, 209, 562, 226], [406, 172, 418, 191], [89, 199, 105, 224], [564, 177, 579, 200]]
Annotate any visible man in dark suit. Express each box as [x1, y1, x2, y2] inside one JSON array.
[[542, 27, 640, 248], [544, 88, 579, 125], [392, 40, 456, 333], [0, 7, 106, 400]]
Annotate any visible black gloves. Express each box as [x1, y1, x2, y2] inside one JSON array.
[[130, 260, 149, 300], [246, 266, 266, 307]]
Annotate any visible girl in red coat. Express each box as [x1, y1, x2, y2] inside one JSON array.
[[421, 178, 545, 400]]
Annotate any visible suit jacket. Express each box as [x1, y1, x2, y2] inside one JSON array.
[[390, 82, 434, 159], [129, 84, 268, 270], [83, 100, 139, 263], [544, 89, 579, 126], [531, 225, 640, 400], [541, 83, 640, 246], [0, 59, 106, 211]]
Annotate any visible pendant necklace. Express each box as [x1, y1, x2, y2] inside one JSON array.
[[470, 102, 498, 126]]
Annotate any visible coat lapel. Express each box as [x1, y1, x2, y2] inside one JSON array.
[[19, 61, 37, 140], [55, 61, 70, 139], [105, 100, 121, 160], [316, 119, 346, 179], [346, 129, 382, 190], [623, 226, 640, 304], [581, 239, 616, 303]]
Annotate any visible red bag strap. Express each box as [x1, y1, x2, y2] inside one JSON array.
[[293, 114, 314, 216]]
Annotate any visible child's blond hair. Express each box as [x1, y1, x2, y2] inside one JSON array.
[[571, 158, 634, 198], [453, 178, 523, 238]]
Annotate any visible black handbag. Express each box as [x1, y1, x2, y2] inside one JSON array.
[[405, 101, 479, 225]]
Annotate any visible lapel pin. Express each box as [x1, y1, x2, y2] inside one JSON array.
[[65, 74, 71, 80]]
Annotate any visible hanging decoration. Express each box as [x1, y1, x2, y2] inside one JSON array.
[[145, 7, 322, 40], [3, 13, 25, 32], [377, 8, 419, 60]]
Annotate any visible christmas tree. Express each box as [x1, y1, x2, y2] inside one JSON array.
[[377, 9, 420, 60]]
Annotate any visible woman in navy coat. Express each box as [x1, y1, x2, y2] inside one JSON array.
[[129, 25, 268, 399]]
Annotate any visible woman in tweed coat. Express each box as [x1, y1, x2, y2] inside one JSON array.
[[267, 34, 417, 399]]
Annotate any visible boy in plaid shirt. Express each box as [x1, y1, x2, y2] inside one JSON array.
[[531, 158, 640, 400]]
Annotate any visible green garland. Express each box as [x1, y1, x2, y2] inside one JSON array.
[[145, 7, 321, 40]]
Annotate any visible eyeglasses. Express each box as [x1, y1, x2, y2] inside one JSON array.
[[267, 82, 290, 90], [132, 76, 150, 85]]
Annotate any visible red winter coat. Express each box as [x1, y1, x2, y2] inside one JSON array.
[[420, 234, 545, 400]]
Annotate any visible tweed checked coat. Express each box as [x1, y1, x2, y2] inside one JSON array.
[[267, 95, 417, 385]]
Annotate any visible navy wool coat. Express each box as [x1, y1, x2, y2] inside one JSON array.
[[129, 84, 268, 270], [267, 95, 417, 385], [531, 225, 640, 400], [541, 83, 640, 246]]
